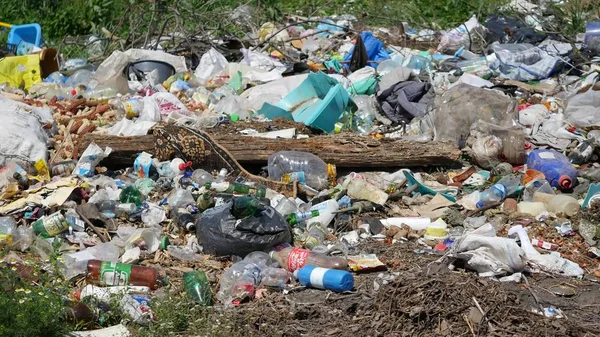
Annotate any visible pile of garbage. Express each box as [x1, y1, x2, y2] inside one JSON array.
[[3, 3, 600, 334]]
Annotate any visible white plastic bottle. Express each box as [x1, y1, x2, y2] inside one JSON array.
[[306, 199, 339, 227]]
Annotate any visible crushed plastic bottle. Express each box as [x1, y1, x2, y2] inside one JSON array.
[[270, 247, 348, 272]]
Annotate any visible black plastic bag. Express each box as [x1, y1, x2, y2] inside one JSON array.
[[196, 199, 292, 257]]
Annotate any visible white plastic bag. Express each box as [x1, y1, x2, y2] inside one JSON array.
[[0, 97, 53, 167], [72, 143, 112, 177], [452, 234, 527, 276], [437, 16, 486, 52], [194, 48, 228, 85], [564, 89, 600, 127]]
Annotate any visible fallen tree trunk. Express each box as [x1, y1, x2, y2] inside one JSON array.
[[80, 133, 461, 168]]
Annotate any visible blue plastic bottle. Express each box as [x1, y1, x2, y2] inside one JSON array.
[[293, 265, 354, 292], [527, 150, 577, 191]]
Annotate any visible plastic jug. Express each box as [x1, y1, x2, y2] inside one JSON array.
[[526, 150, 577, 191]]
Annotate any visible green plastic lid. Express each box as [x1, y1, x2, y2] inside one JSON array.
[[229, 114, 239, 122], [160, 236, 170, 250]]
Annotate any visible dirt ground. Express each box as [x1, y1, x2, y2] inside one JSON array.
[[148, 238, 600, 337]]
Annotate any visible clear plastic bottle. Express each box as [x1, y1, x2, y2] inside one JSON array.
[[167, 189, 195, 208], [259, 267, 290, 288], [268, 151, 334, 190], [0, 216, 17, 246], [270, 247, 348, 272], [191, 169, 214, 185], [116, 98, 144, 119], [303, 223, 328, 250], [83, 86, 117, 102], [476, 175, 521, 208]]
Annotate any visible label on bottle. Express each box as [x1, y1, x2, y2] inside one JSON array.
[[43, 213, 69, 236], [122, 99, 141, 119], [0, 234, 13, 246], [282, 172, 306, 185], [100, 261, 132, 286], [531, 239, 553, 250], [308, 267, 328, 289], [288, 248, 310, 272], [538, 152, 556, 159]]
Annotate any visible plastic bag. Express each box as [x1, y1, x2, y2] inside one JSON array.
[[196, 199, 292, 257], [0, 97, 53, 167], [194, 48, 228, 85], [564, 89, 600, 127], [72, 143, 112, 177], [452, 234, 526, 276], [437, 16, 486, 53], [432, 84, 518, 147]]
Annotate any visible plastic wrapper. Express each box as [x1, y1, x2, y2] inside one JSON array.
[[432, 84, 518, 148], [72, 143, 112, 177], [196, 200, 292, 257], [564, 89, 600, 127]]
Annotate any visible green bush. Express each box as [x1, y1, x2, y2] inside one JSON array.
[[0, 264, 71, 337]]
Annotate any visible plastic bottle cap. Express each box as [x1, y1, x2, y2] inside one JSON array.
[[476, 201, 484, 208], [558, 175, 573, 189], [292, 269, 299, 279], [178, 161, 192, 171], [229, 114, 239, 122], [160, 236, 170, 250]]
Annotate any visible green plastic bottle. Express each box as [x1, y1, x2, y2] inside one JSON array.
[[287, 210, 320, 225], [197, 192, 215, 212], [120, 186, 143, 206], [33, 211, 69, 238], [183, 271, 212, 305], [231, 196, 261, 219]]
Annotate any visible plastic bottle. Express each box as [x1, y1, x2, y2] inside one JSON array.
[[260, 267, 290, 287], [197, 192, 215, 212], [120, 186, 144, 206], [33, 211, 70, 238], [303, 223, 328, 250], [287, 210, 319, 225], [306, 199, 340, 227], [116, 203, 137, 218], [294, 265, 354, 292], [83, 86, 117, 102], [216, 261, 261, 304], [231, 196, 261, 219], [205, 182, 266, 198], [191, 169, 214, 185], [527, 149, 578, 191], [270, 247, 348, 272], [184, 271, 212, 305], [50, 160, 77, 177], [568, 140, 595, 165], [86, 260, 160, 289], [167, 189, 195, 208], [0, 216, 17, 246], [98, 200, 118, 218], [173, 208, 196, 231], [476, 175, 521, 208], [268, 151, 335, 190], [116, 98, 144, 119], [546, 194, 580, 217]]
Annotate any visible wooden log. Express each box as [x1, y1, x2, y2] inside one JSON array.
[[80, 133, 461, 168]]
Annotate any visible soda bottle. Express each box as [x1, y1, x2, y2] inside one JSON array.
[[294, 265, 354, 292], [184, 271, 212, 305], [270, 247, 348, 272], [173, 208, 196, 231], [120, 186, 143, 206], [287, 210, 319, 225], [267, 151, 336, 190], [86, 260, 160, 289], [33, 211, 70, 238]]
